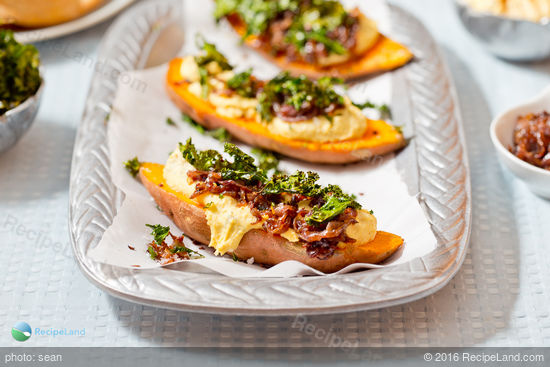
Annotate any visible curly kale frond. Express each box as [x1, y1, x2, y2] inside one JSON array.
[[179, 138, 226, 172], [178, 139, 363, 222], [123, 157, 141, 177], [251, 148, 281, 174], [179, 139, 266, 184], [145, 224, 170, 245], [194, 34, 233, 70], [221, 143, 267, 183], [0, 30, 41, 115], [262, 171, 320, 196], [307, 186, 361, 224], [227, 68, 259, 98], [194, 34, 233, 97], [256, 71, 344, 122]]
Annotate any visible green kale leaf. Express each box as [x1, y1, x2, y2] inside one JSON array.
[[208, 127, 232, 142], [179, 138, 266, 184], [179, 139, 362, 222], [147, 246, 158, 260], [306, 186, 361, 224], [227, 68, 258, 98], [123, 157, 141, 177], [146, 224, 171, 245], [170, 245, 204, 259], [251, 148, 281, 174], [194, 35, 233, 70], [182, 113, 232, 142], [0, 30, 41, 115], [284, 0, 351, 56], [352, 100, 392, 120], [221, 143, 267, 183], [182, 113, 206, 134], [262, 171, 321, 196], [179, 138, 226, 172], [256, 72, 344, 122], [215, 0, 300, 38], [194, 35, 233, 98]]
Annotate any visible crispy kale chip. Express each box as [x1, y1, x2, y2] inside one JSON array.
[[262, 171, 320, 196], [0, 30, 41, 115], [194, 35, 233, 70], [170, 245, 203, 258], [179, 138, 226, 172], [214, 0, 352, 56], [251, 148, 282, 174], [179, 138, 266, 184], [307, 185, 361, 224], [352, 100, 392, 120], [214, 0, 300, 38], [285, 0, 351, 56], [145, 224, 204, 261], [222, 143, 268, 183], [208, 127, 232, 142], [194, 35, 233, 97], [262, 172, 362, 224], [257, 72, 344, 122], [227, 68, 259, 98], [181, 113, 232, 142], [181, 113, 206, 134], [179, 139, 362, 222], [124, 157, 141, 177], [146, 224, 170, 245]]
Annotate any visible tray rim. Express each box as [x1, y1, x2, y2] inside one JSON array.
[[68, 0, 472, 316]]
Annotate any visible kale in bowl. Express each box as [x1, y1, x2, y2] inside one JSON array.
[[0, 30, 41, 115]]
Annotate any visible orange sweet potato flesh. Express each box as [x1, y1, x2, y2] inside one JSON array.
[[139, 162, 404, 273], [226, 14, 413, 80], [166, 58, 406, 164]]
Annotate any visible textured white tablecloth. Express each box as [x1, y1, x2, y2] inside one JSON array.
[[0, 0, 549, 352]]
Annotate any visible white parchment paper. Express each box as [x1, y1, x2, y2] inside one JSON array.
[[88, 0, 438, 277]]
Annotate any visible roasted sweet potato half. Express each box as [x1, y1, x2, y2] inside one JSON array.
[[139, 162, 404, 273], [224, 13, 413, 80], [166, 58, 406, 164]]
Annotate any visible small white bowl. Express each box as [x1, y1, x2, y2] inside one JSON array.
[[490, 86, 550, 199]]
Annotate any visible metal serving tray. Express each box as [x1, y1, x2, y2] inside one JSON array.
[[69, 0, 471, 315]]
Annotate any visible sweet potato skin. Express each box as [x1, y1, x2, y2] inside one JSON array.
[[139, 163, 404, 273], [166, 60, 406, 164]]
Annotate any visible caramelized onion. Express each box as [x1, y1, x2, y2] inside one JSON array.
[[510, 111, 550, 170], [187, 170, 359, 260]]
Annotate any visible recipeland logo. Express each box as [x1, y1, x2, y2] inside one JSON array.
[[11, 322, 32, 342], [11, 321, 86, 342]]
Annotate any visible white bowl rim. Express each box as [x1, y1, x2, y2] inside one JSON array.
[[489, 85, 550, 178]]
